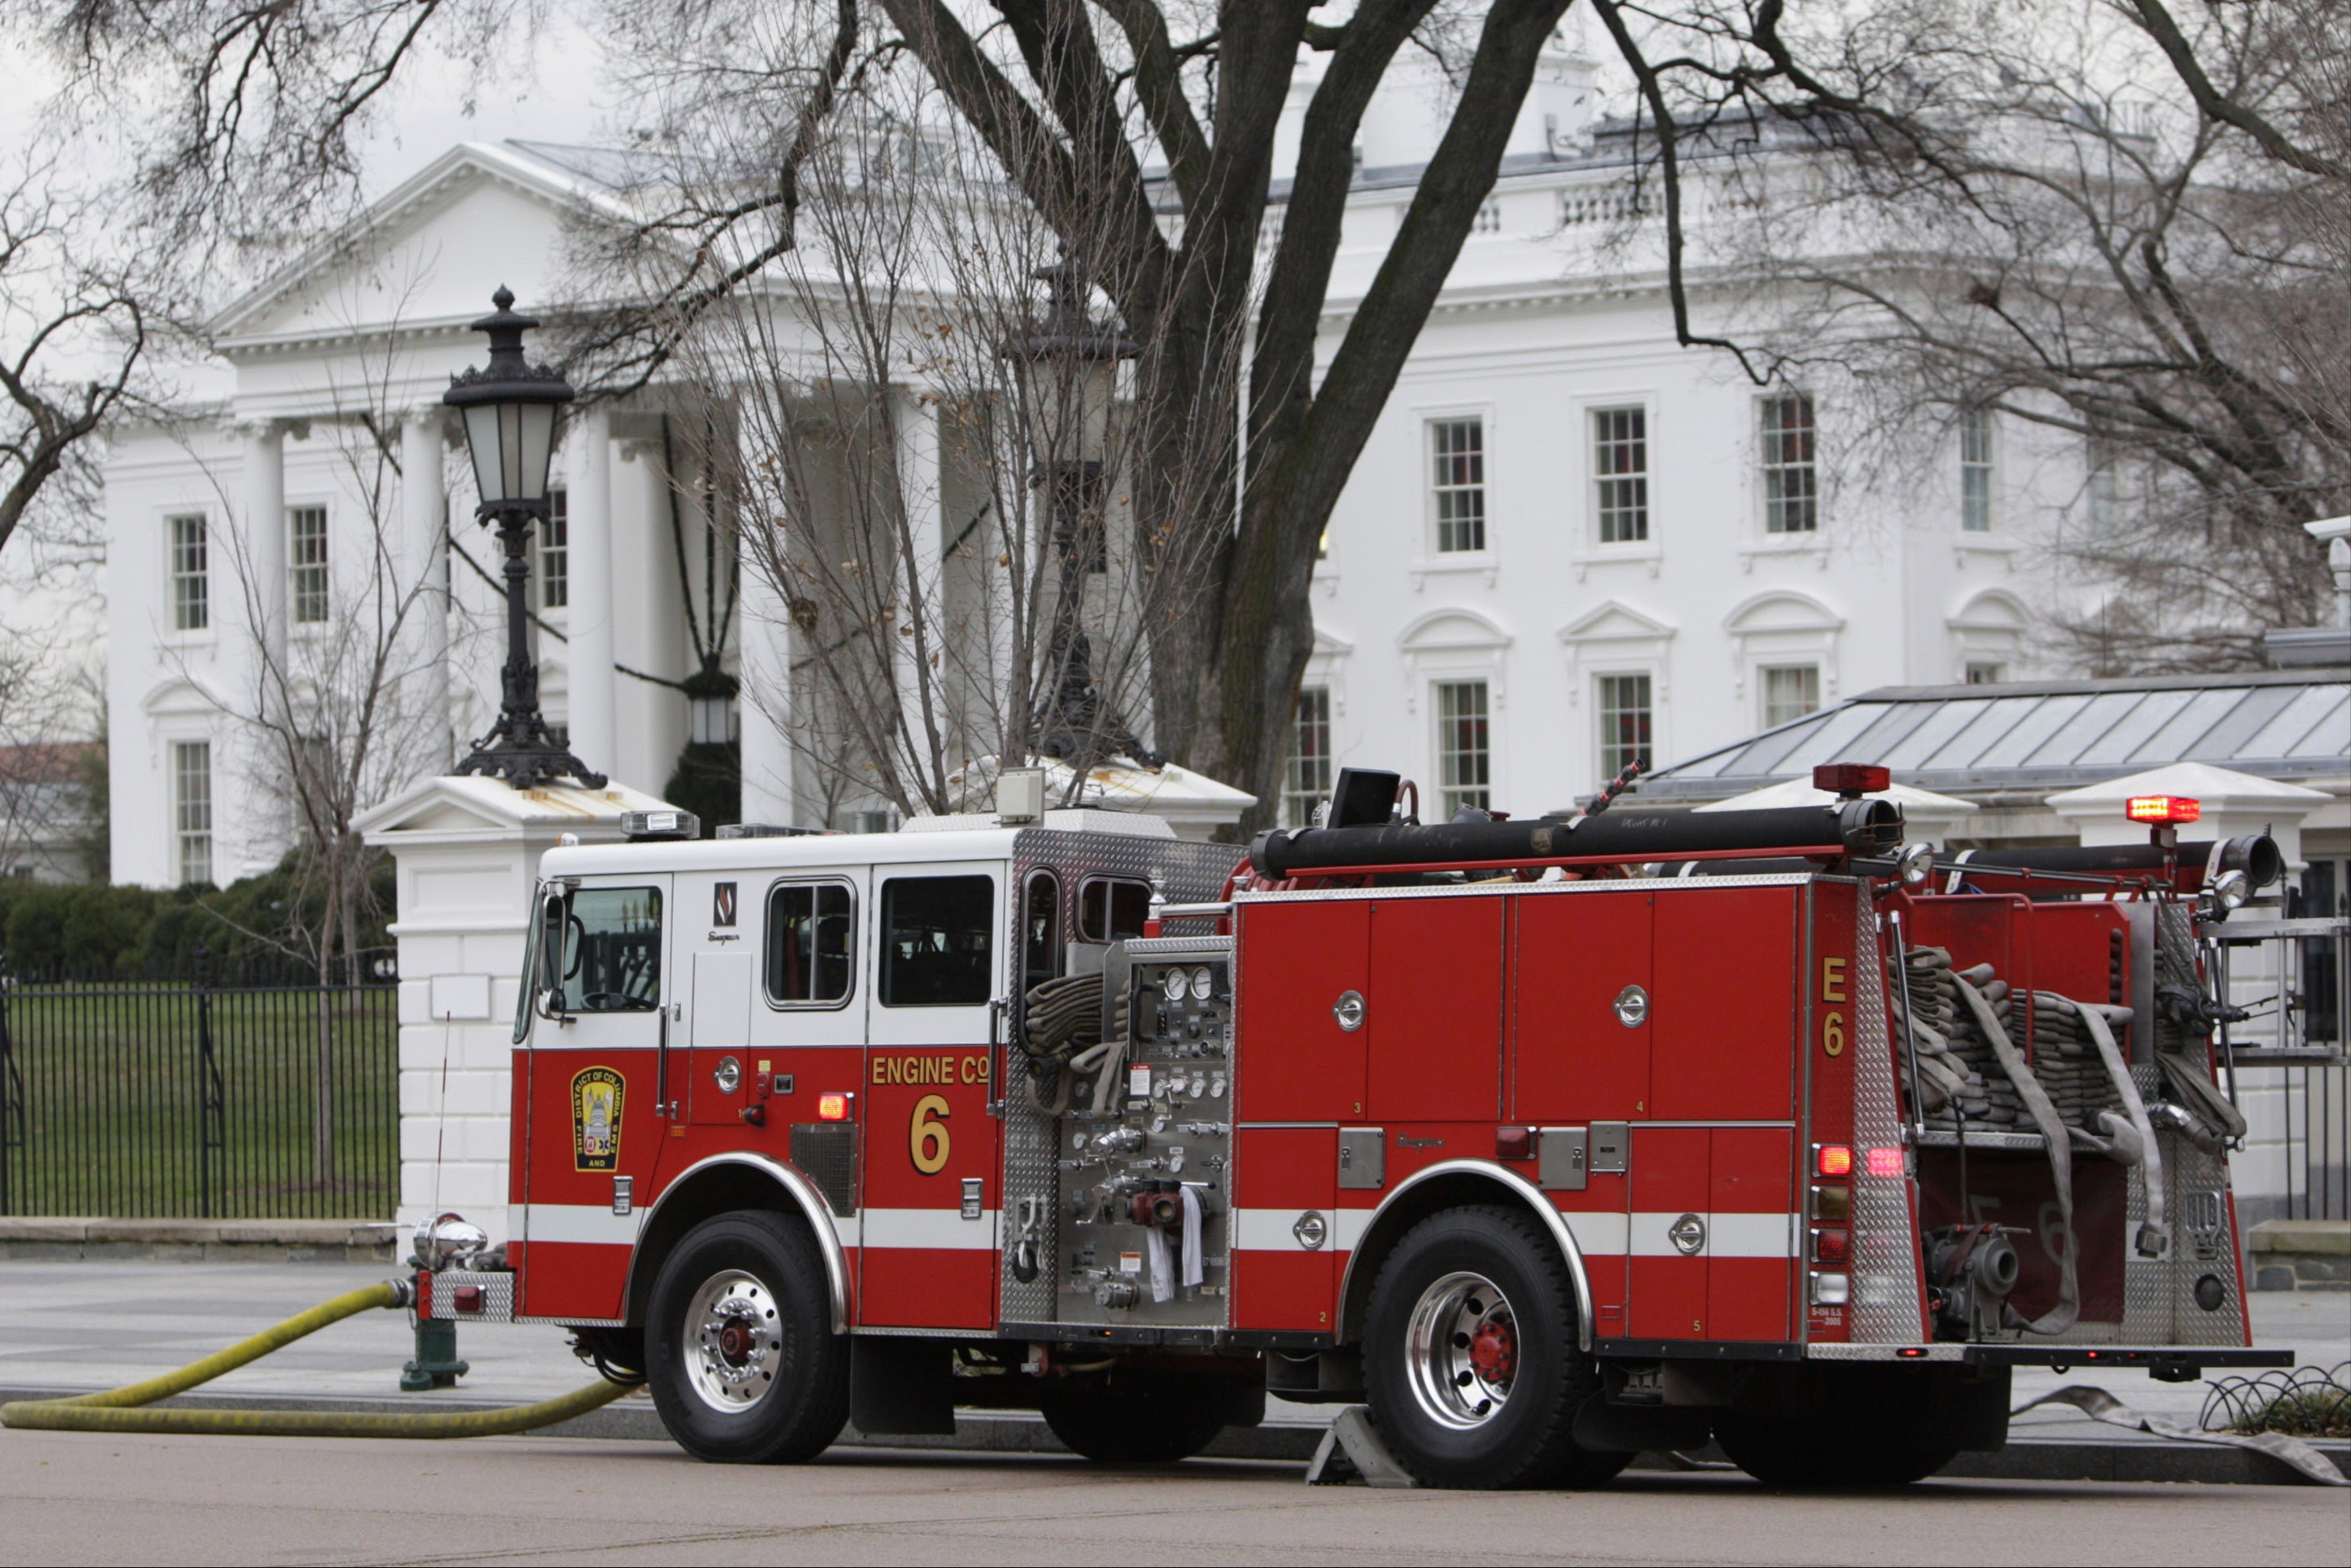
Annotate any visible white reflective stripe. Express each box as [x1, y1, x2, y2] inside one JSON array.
[[1628, 1211, 1795, 1258], [1230, 1208, 1371, 1252], [1560, 1211, 1629, 1257], [860, 1208, 1000, 1250], [522, 1204, 644, 1246]]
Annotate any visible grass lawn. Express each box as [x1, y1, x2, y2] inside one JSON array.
[[0, 981, 397, 1219]]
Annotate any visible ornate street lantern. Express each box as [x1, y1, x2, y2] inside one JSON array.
[[443, 287, 606, 790], [1002, 259, 1156, 768]]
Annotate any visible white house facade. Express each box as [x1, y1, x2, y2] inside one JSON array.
[[103, 51, 2097, 888]]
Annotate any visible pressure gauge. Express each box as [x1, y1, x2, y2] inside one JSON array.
[[1160, 967, 1188, 1002], [1189, 966, 1215, 1000]]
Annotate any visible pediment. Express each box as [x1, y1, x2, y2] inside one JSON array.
[[1555, 599, 1675, 643], [1725, 589, 1843, 634], [214, 145, 601, 350], [1398, 607, 1511, 651]]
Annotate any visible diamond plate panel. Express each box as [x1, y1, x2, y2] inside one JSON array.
[[424, 1268, 516, 1322], [997, 832, 1242, 1327], [1850, 888, 1926, 1344]]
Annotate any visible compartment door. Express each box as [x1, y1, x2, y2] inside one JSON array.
[[1235, 899, 1371, 1123], [859, 864, 1005, 1329], [1509, 888, 1654, 1122], [519, 876, 673, 1321], [1367, 894, 1503, 1123]]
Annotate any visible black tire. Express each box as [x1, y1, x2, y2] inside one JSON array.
[[1040, 1369, 1229, 1463], [1714, 1411, 1958, 1488], [1362, 1204, 1629, 1490], [645, 1210, 849, 1464]]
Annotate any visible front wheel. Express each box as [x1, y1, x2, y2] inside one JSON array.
[[1362, 1205, 1629, 1490], [646, 1210, 848, 1463]]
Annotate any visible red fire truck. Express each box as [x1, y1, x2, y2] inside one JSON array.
[[422, 764, 2287, 1487]]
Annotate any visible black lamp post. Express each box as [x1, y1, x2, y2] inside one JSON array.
[[1003, 260, 1158, 769], [443, 288, 606, 790]]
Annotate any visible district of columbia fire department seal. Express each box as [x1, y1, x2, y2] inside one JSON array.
[[572, 1067, 626, 1171]]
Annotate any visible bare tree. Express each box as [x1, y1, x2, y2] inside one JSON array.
[[0, 631, 101, 880], [0, 159, 158, 563], [562, 0, 1597, 830], [587, 71, 1234, 821], [1587, 0, 2350, 672]]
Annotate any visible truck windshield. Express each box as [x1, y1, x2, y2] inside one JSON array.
[[561, 887, 664, 1012]]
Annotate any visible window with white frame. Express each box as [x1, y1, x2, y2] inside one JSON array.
[[169, 514, 209, 631], [173, 740, 214, 886], [1960, 408, 1994, 533], [2086, 436, 2119, 534], [289, 505, 329, 623], [1966, 661, 2004, 685], [1592, 406, 1648, 543], [1761, 664, 1820, 728], [1429, 418, 1486, 554], [541, 487, 569, 609], [1434, 680, 1490, 814], [1285, 685, 1334, 827], [1596, 672, 1651, 783], [1759, 393, 1817, 534]]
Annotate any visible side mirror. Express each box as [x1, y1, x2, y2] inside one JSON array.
[[537, 892, 569, 1017]]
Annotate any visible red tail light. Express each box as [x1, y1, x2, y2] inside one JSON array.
[[1866, 1146, 1905, 1178], [1812, 1227, 1850, 1264], [1816, 1145, 1854, 1178]]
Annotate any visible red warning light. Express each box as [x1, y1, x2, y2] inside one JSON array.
[[1814, 763, 1891, 795], [1816, 1145, 1854, 1178], [2126, 795, 2200, 825], [818, 1093, 851, 1121]]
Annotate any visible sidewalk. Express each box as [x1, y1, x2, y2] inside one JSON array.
[[2, 1256, 2342, 1477]]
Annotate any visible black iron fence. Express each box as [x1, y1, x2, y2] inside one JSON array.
[[0, 945, 398, 1220]]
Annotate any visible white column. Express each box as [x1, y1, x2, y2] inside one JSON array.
[[402, 410, 451, 767], [565, 406, 617, 779], [241, 423, 287, 677], [893, 387, 946, 783], [737, 513, 797, 826]]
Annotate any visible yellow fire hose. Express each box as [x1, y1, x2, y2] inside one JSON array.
[[0, 1281, 633, 1438]]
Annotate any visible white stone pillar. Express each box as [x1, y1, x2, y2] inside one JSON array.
[[893, 387, 946, 780], [360, 776, 671, 1254], [242, 423, 287, 676], [565, 406, 617, 779], [737, 514, 797, 826], [402, 410, 452, 768]]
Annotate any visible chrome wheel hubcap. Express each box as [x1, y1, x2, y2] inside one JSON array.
[[1404, 1270, 1517, 1431], [683, 1269, 781, 1414]]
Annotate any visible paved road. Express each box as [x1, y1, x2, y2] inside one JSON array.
[[6, 1258, 2344, 1445], [4, 1429, 2346, 1567]]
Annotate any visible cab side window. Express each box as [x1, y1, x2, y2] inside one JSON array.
[[561, 887, 663, 1011], [880, 875, 994, 1006], [1021, 870, 1062, 992], [767, 881, 855, 1006], [1077, 876, 1151, 942]]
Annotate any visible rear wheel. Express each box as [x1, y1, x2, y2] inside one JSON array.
[[1040, 1369, 1230, 1462], [646, 1210, 848, 1463], [1362, 1205, 1629, 1490]]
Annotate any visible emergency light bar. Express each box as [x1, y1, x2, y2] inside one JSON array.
[[2126, 795, 2200, 825], [1813, 763, 1891, 796], [621, 808, 699, 841]]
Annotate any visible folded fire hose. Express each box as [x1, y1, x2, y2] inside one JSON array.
[[0, 1281, 632, 1438]]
